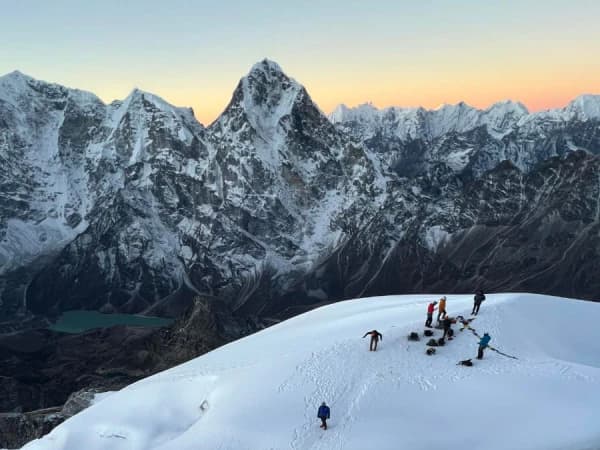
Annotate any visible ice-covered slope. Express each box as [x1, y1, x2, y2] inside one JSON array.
[[0, 70, 103, 276], [22, 293, 600, 450]]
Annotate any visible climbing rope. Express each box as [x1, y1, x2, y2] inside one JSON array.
[[487, 346, 519, 360], [457, 316, 519, 360]]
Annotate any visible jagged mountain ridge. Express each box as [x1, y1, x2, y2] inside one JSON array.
[[1, 61, 600, 322], [0, 61, 381, 320], [277, 151, 600, 311], [330, 96, 600, 178], [0, 70, 211, 318]]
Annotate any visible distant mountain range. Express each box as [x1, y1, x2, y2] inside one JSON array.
[[1, 60, 599, 323]]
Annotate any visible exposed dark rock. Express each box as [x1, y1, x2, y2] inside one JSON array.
[[0, 388, 109, 449], [0, 408, 64, 449]]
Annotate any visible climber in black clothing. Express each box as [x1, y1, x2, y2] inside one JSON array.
[[362, 330, 383, 351], [442, 316, 455, 339], [472, 289, 486, 315]]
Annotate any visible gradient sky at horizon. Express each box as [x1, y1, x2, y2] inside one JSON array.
[[1, 0, 599, 125]]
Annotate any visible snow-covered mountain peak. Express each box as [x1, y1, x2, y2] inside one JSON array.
[[0, 70, 105, 112], [241, 59, 303, 122], [428, 101, 480, 136], [328, 103, 351, 123], [122, 87, 169, 109], [0, 70, 41, 100], [328, 103, 425, 141], [481, 100, 529, 136], [331, 99, 529, 126], [248, 58, 287, 77], [485, 99, 529, 115], [431, 102, 478, 117], [329, 102, 380, 124], [0, 69, 32, 82], [212, 59, 305, 146], [566, 94, 600, 120], [433, 100, 472, 111], [104, 87, 204, 139], [330, 96, 562, 142]]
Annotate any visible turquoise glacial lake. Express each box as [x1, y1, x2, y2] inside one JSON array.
[[48, 310, 173, 334]]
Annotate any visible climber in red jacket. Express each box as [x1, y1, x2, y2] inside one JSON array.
[[425, 301, 437, 328]]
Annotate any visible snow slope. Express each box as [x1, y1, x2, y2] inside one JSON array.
[[20, 294, 600, 450]]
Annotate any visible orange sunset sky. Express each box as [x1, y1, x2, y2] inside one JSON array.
[[2, 0, 599, 125]]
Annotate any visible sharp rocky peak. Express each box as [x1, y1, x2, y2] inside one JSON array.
[[248, 58, 287, 78], [211, 59, 318, 143], [241, 59, 303, 116]]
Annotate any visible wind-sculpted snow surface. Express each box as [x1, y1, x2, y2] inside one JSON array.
[[22, 294, 600, 450]]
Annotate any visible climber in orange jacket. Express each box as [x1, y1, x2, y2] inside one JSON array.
[[437, 296, 447, 322]]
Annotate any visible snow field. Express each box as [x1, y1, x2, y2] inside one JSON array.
[[22, 294, 600, 450]]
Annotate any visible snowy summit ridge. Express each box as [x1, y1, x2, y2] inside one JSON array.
[[330, 95, 600, 142], [330, 99, 531, 140], [565, 94, 600, 121], [22, 293, 600, 450]]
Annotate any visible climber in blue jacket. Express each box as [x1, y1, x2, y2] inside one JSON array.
[[317, 402, 330, 430], [477, 332, 491, 359]]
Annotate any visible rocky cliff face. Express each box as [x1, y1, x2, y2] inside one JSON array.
[[280, 151, 600, 307], [1, 61, 600, 325]]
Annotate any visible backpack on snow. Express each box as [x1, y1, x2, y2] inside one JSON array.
[[426, 338, 438, 347], [437, 338, 445, 346], [423, 329, 434, 337], [408, 332, 420, 341], [426, 348, 436, 355], [458, 359, 473, 367]]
